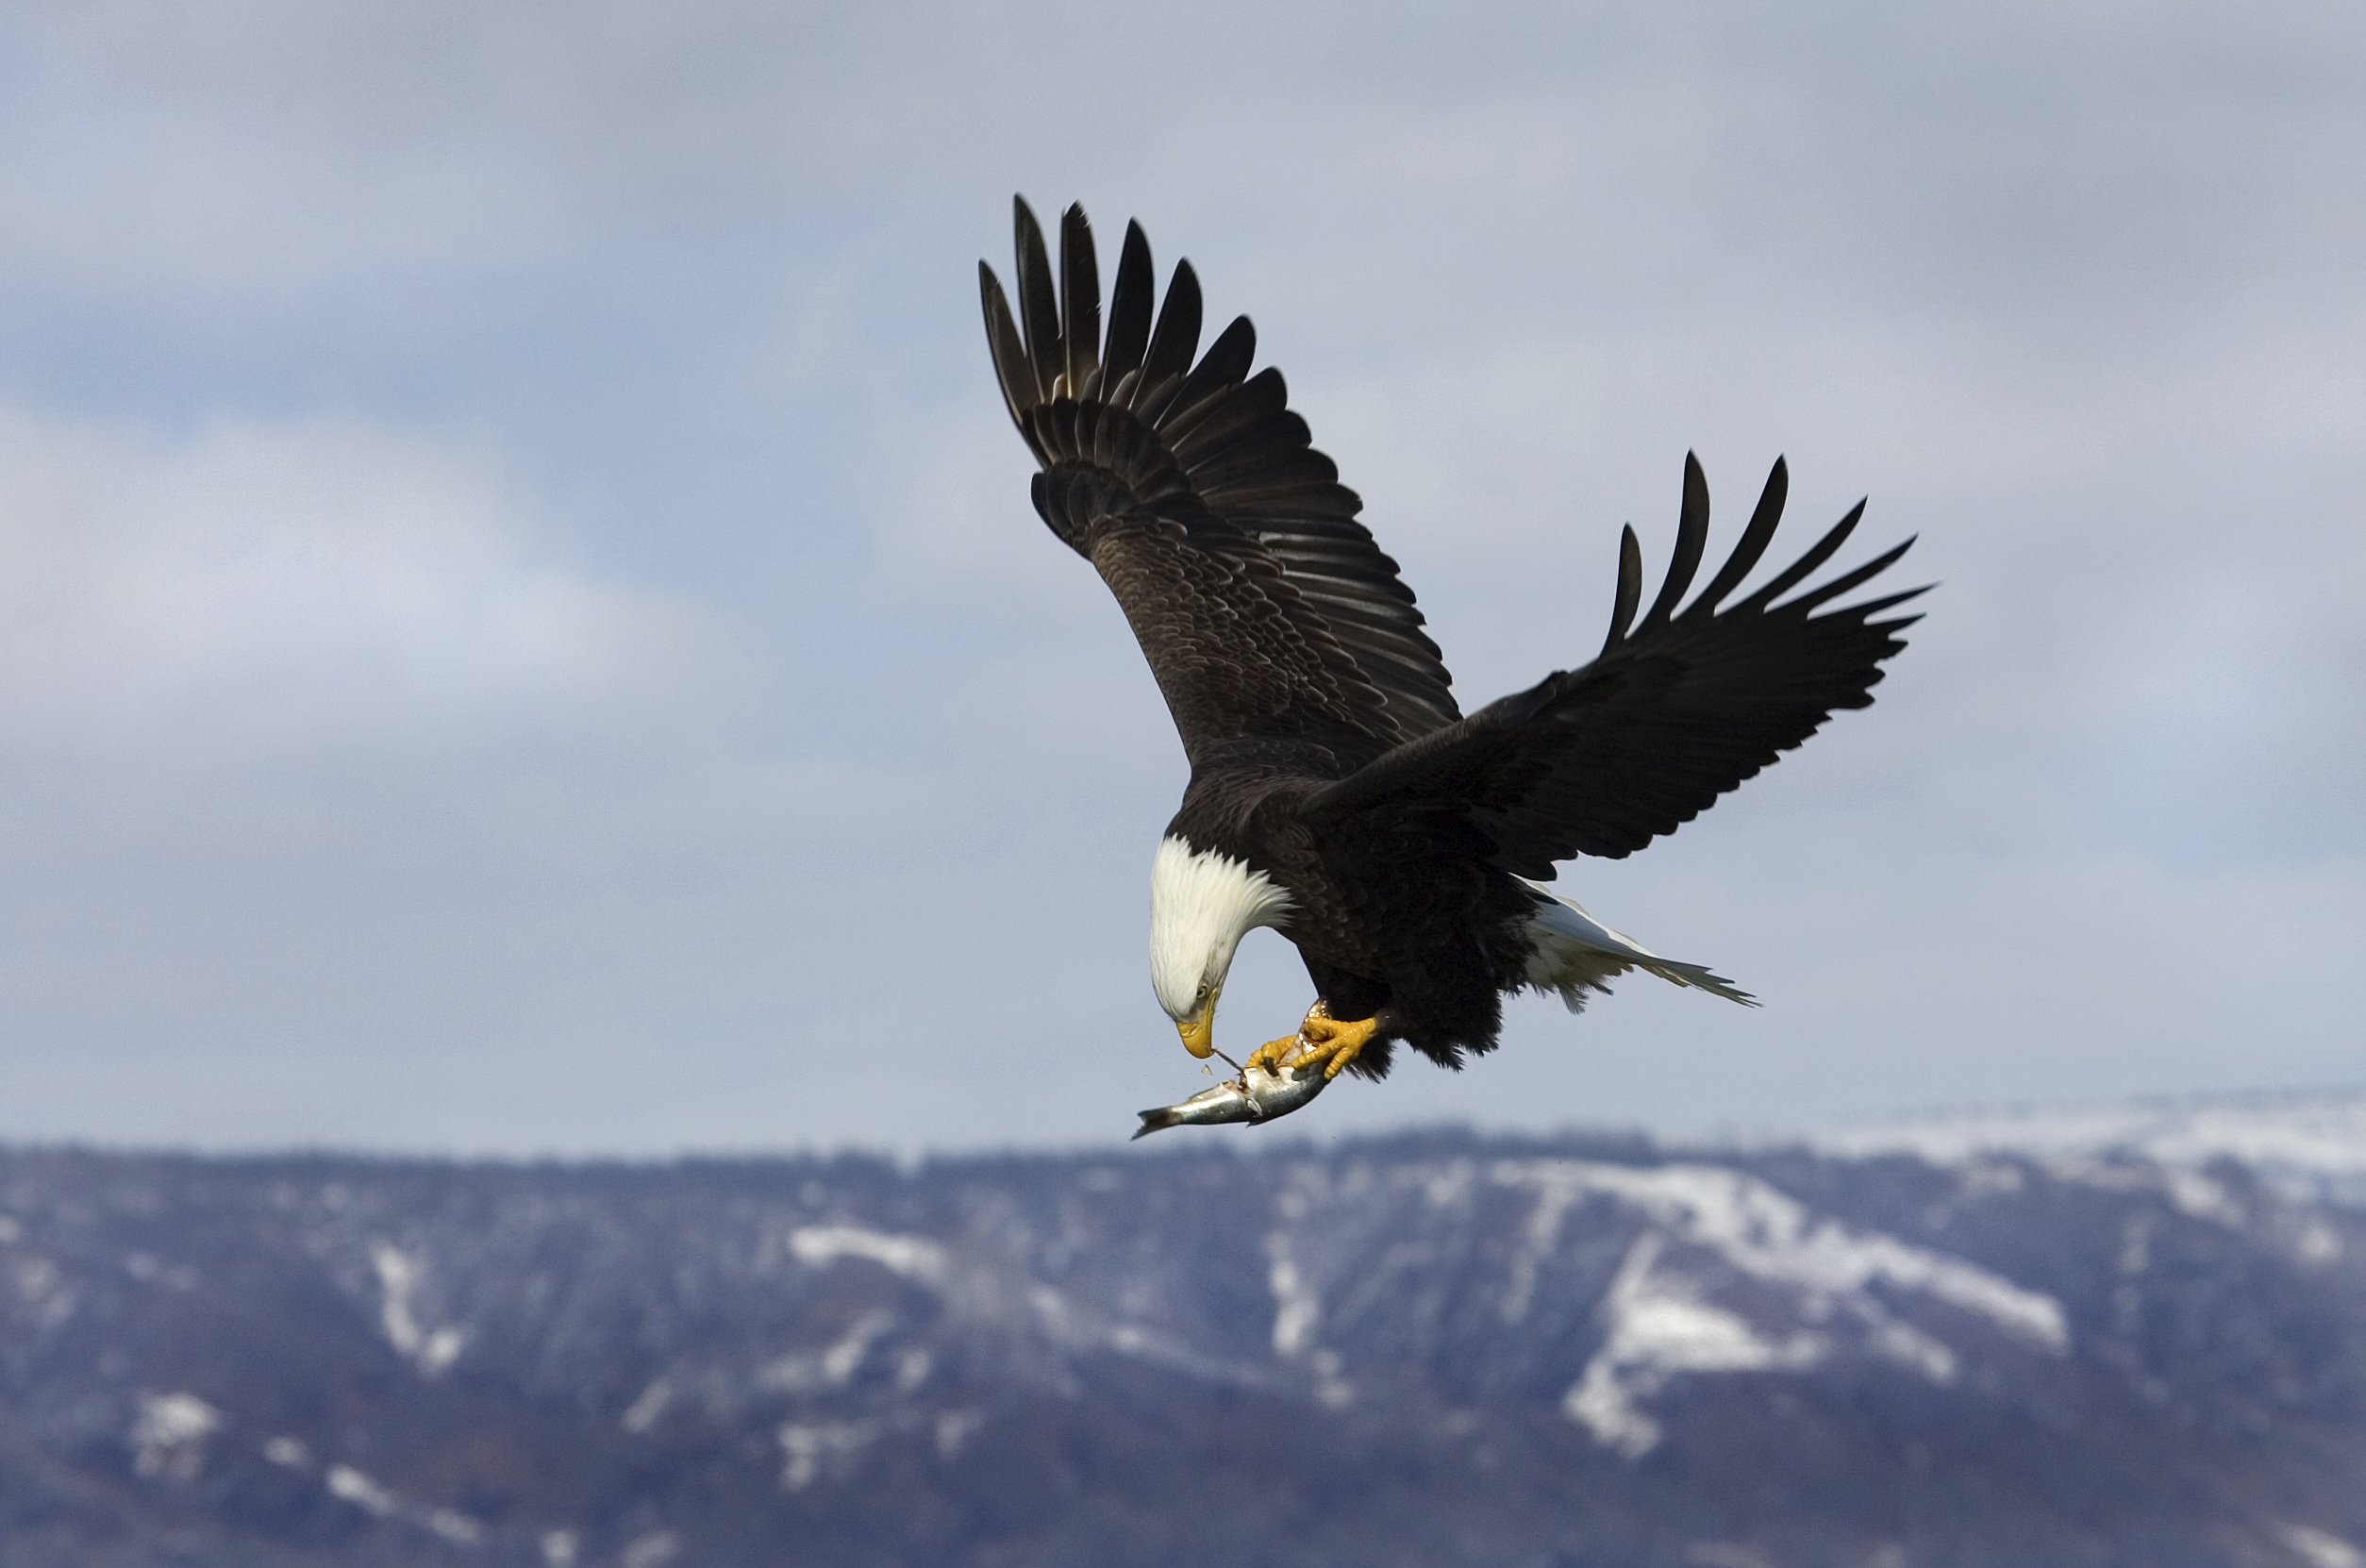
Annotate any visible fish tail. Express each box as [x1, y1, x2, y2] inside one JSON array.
[[1132, 1108, 1183, 1140]]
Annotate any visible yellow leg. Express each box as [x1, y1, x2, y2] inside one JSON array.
[[1285, 1000, 1380, 1079]]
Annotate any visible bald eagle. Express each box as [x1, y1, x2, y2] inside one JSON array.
[[980, 199, 1922, 1084]]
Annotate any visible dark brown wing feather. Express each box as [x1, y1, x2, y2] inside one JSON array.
[[1302, 455, 1924, 876], [982, 198, 1459, 767]]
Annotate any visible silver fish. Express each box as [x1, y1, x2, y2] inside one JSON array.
[[1132, 1053, 1332, 1139]]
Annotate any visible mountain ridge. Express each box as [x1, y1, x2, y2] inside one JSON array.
[[2, 1106, 2362, 1566]]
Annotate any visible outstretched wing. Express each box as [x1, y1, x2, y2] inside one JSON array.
[[1302, 455, 1924, 876], [981, 198, 1459, 769]]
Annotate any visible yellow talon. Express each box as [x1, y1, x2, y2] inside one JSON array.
[[1242, 1032, 1303, 1076], [1241, 1000, 1382, 1080], [1287, 1002, 1379, 1079]]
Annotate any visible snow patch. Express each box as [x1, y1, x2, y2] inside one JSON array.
[[2281, 1524, 2366, 1568], [2159, 1166, 2244, 1226], [130, 1392, 222, 1481], [2294, 1219, 2342, 1265], [620, 1378, 672, 1433], [1818, 1092, 2366, 1208], [1566, 1234, 1825, 1457], [1475, 1160, 2065, 1458], [370, 1243, 465, 1376], [1861, 1311, 1958, 1384], [325, 1457, 484, 1543], [326, 1464, 399, 1517], [934, 1408, 984, 1459], [123, 1251, 196, 1289], [1497, 1160, 2068, 1353], [788, 1225, 948, 1286], [11, 1252, 75, 1328], [778, 1421, 877, 1491], [758, 1309, 895, 1393], [1420, 1160, 1476, 1209], [1499, 1163, 1595, 1326], [622, 1530, 681, 1568], [1262, 1225, 1354, 1405], [1264, 1230, 1320, 1357], [1686, 1543, 1782, 1568]]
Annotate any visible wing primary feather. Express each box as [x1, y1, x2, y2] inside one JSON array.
[[1733, 499, 1867, 612], [1165, 366, 1289, 454], [1013, 197, 1059, 404], [1841, 586, 1933, 622], [1601, 525, 1643, 655], [1684, 457, 1789, 617], [1104, 222, 1154, 381], [1058, 204, 1100, 400], [1142, 259, 1204, 383], [978, 264, 1038, 432], [1774, 535, 1920, 614], [1637, 452, 1711, 631], [1166, 315, 1258, 414]]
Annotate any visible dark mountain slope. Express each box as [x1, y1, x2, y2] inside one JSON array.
[[1, 1122, 2361, 1567]]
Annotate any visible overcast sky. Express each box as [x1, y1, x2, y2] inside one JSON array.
[[0, 0, 2357, 1157]]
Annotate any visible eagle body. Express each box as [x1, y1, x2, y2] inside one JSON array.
[[982, 199, 1922, 1081], [1159, 756, 1547, 1077]]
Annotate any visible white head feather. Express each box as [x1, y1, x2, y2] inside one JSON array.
[[1148, 836, 1295, 1020]]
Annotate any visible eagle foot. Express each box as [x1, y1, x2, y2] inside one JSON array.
[[1241, 1028, 1309, 1078], [1288, 1004, 1379, 1080], [1241, 1001, 1377, 1081]]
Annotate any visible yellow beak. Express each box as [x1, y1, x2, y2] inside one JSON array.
[[1176, 994, 1217, 1059]]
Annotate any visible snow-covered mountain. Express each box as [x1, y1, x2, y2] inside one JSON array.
[[2, 1110, 2362, 1567], [1816, 1088, 2366, 1207]]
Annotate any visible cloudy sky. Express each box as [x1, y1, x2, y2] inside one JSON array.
[[0, 0, 2357, 1156]]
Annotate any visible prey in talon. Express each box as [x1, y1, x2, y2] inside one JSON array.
[[981, 201, 1921, 1134], [1133, 1050, 1332, 1139]]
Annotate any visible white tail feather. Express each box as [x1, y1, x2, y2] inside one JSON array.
[[1517, 880, 1756, 1010]]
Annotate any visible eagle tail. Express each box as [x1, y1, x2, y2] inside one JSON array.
[[1516, 881, 1757, 1009]]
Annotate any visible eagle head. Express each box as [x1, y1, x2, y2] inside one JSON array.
[[1148, 835, 1294, 1058]]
